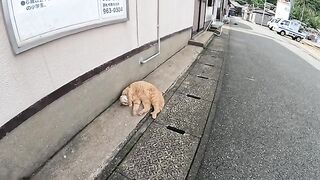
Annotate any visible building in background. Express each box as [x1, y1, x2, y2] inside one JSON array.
[[250, 9, 275, 26], [193, 0, 228, 36], [229, 0, 244, 17], [275, 0, 293, 20]]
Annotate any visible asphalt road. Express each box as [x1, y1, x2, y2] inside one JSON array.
[[197, 24, 320, 179]]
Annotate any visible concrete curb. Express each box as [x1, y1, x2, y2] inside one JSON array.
[[186, 27, 230, 180]]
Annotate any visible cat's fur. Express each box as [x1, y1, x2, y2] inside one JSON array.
[[120, 81, 165, 119]]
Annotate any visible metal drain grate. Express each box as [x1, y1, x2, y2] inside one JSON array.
[[167, 126, 185, 135], [196, 75, 209, 79], [186, 94, 201, 100], [204, 63, 215, 67]]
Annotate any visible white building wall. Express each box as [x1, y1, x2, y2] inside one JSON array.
[[160, 0, 194, 37], [0, 0, 194, 127], [137, 0, 157, 46], [206, 6, 213, 22], [212, 0, 221, 22], [275, 1, 291, 20]]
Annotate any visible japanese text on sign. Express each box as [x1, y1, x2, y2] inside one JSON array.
[[2, 0, 128, 53]]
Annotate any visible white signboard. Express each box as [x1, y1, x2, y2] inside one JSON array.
[[2, 0, 128, 54]]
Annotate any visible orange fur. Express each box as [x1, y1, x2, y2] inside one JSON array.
[[120, 81, 164, 119]]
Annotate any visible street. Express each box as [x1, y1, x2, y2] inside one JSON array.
[[197, 19, 320, 179]]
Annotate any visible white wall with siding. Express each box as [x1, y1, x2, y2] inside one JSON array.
[[0, 0, 195, 127]]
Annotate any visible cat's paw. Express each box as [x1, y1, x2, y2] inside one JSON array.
[[138, 111, 145, 116], [151, 112, 157, 119]]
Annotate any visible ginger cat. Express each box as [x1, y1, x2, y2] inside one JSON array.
[[120, 81, 165, 119]]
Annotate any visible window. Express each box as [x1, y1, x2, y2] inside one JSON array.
[[281, 20, 290, 26], [208, 0, 213, 6], [284, 21, 290, 26]]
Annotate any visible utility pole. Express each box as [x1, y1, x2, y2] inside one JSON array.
[[261, 0, 267, 26], [300, 0, 305, 21]]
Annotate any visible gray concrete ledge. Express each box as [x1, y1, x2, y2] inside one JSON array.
[[188, 31, 215, 47], [31, 45, 203, 180]]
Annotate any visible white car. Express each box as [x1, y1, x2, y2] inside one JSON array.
[[274, 19, 307, 42], [268, 18, 281, 30], [267, 18, 274, 26]]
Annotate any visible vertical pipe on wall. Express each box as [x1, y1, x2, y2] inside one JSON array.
[[197, 0, 202, 31], [136, 0, 140, 47], [139, 0, 160, 64]]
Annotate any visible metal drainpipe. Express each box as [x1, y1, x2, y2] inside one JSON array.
[[139, 0, 160, 64]]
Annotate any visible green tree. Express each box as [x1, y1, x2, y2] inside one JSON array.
[[291, 0, 320, 28], [235, 0, 320, 28]]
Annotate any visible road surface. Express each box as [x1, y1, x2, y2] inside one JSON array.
[[197, 19, 320, 179]]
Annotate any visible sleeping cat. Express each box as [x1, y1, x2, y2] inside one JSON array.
[[120, 81, 165, 119]]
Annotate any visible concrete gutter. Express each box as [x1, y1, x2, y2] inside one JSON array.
[[187, 27, 230, 180]]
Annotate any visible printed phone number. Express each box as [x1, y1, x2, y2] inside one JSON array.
[[103, 7, 123, 14]]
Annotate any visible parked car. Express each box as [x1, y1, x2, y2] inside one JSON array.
[[274, 19, 307, 42], [267, 18, 281, 30], [267, 18, 274, 26]]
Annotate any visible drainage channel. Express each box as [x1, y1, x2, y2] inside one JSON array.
[[113, 122, 198, 180], [189, 63, 220, 81]]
